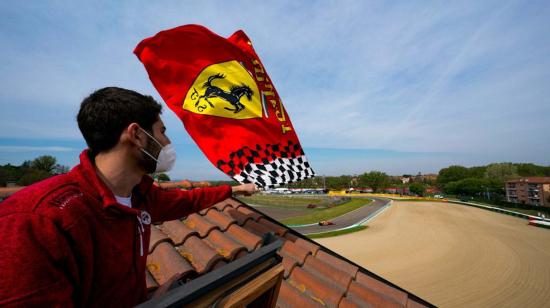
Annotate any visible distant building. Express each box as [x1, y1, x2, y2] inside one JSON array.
[[505, 177, 550, 207]]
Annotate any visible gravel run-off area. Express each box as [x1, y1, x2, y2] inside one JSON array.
[[316, 201, 550, 308]]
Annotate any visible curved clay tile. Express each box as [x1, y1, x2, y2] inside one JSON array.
[[149, 226, 171, 254], [223, 207, 253, 226], [278, 240, 312, 265], [303, 255, 352, 291], [212, 200, 233, 212], [203, 209, 237, 231], [242, 219, 273, 237], [224, 224, 262, 252], [225, 198, 243, 208], [146, 242, 195, 286], [204, 229, 247, 261], [236, 206, 263, 221], [160, 220, 198, 245], [177, 236, 225, 274], [257, 217, 288, 237], [346, 282, 404, 308], [145, 270, 158, 292], [276, 280, 324, 308], [294, 238, 320, 256], [184, 213, 220, 238], [315, 250, 359, 279], [284, 232, 299, 243], [288, 266, 345, 308], [279, 252, 299, 279], [355, 272, 407, 305]]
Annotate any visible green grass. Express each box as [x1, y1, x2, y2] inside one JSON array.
[[239, 194, 329, 209], [307, 226, 368, 238], [280, 198, 373, 225]]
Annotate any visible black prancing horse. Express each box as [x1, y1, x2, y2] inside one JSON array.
[[193, 73, 253, 113]]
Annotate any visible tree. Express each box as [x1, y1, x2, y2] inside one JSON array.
[[156, 173, 171, 182], [18, 169, 51, 186], [30, 156, 57, 173], [485, 163, 519, 182], [437, 165, 469, 186], [359, 171, 389, 192], [409, 183, 426, 196]]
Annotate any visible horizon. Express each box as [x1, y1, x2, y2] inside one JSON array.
[[1, 1, 549, 181]]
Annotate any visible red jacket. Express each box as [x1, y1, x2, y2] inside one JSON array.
[[0, 150, 232, 307]]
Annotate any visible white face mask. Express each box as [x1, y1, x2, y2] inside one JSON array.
[[139, 128, 177, 173]]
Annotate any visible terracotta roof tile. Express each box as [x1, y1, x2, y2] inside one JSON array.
[[315, 250, 359, 278], [145, 270, 158, 292], [203, 229, 248, 260], [294, 238, 320, 255], [356, 271, 407, 305], [338, 297, 363, 308], [224, 224, 263, 251], [143, 198, 432, 308], [236, 206, 263, 221], [177, 235, 225, 274], [407, 298, 427, 308], [279, 250, 300, 278], [278, 240, 311, 265], [184, 213, 219, 237], [257, 217, 288, 237], [347, 281, 404, 308], [277, 280, 325, 308], [212, 200, 234, 212], [146, 242, 195, 285], [304, 255, 352, 291], [242, 219, 274, 237], [202, 209, 237, 231], [283, 232, 299, 242], [288, 266, 345, 308], [223, 207, 254, 225], [224, 198, 243, 208], [160, 220, 198, 245], [149, 226, 171, 253]]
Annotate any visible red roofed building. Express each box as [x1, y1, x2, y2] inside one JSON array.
[[506, 177, 550, 207]]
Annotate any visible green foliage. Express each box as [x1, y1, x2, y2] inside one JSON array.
[[156, 173, 170, 182], [437, 165, 470, 185], [281, 199, 372, 225], [30, 155, 57, 173], [358, 171, 389, 192], [307, 225, 368, 239], [484, 163, 518, 182], [0, 155, 69, 186], [409, 182, 427, 196]]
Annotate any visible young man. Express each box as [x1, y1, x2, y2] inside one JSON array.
[[0, 87, 256, 307]]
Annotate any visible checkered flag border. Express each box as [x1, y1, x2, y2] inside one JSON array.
[[233, 155, 315, 188], [216, 141, 315, 188]]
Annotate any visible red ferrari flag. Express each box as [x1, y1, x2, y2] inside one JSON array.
[[134, 25, 315, 188]]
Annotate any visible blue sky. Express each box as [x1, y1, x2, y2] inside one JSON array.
[[1, 1, 549, 180]]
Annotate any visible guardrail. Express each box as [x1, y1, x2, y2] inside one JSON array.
[[448, 200, 550, 223]]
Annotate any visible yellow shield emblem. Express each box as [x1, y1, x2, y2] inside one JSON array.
[[183, 60, 262, 119]]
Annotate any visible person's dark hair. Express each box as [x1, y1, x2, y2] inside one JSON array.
[[77, 87, 162, 157]]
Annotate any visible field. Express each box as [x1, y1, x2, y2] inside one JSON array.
[[316, 201, 550, 307], [240, 194, 372, 224]]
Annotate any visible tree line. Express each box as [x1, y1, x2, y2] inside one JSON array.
[[2, 156, 549, 201], [0, 156, 69, 186]]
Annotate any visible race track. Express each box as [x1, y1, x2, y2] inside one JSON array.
[[316, 201, 550, 308]]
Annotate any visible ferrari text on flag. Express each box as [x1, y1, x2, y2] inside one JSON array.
[[134, 25, 315, 188]]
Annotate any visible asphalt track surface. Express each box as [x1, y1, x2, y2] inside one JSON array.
[[316, 201, 550, 308], [289, 197, 388, 234]]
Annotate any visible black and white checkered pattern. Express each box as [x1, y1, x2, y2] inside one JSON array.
[[233, 154, 315, 188]]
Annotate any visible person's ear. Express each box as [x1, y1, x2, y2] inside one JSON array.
[[125, 123, 146, 148]]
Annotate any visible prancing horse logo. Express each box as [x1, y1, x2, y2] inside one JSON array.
[[191, 73, 254, 113]]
